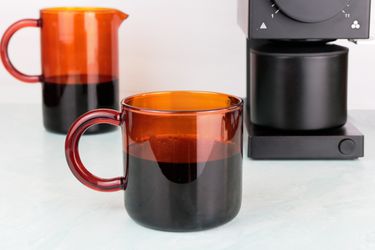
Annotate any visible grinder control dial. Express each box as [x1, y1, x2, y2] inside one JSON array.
[[273, 0, 349, 23]]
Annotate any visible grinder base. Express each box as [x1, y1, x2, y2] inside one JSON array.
[[248, 122, 364, 160]]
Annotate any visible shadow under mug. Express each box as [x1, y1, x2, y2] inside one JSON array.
[[65, 91, 244, 232], [0, 7, 128, 134]]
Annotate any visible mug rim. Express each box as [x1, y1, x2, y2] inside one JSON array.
[[122, 91, 243, 115]]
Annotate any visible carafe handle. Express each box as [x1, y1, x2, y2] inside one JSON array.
[[65, 109, 126, 192], [1, 19, 42, 83]]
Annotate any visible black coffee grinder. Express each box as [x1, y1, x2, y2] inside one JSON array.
[[238, 0, 371, 159]]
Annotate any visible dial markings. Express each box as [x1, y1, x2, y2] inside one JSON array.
[[271, 1, 280, 18]]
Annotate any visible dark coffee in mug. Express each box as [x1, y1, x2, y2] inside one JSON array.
[[65, 91, 243, 232], [43, 75, 119, 134], [125, 135, 242, 231]]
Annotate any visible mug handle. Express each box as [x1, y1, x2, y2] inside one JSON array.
[[0, 19, 42, 83], [65, 109, 126, 192]]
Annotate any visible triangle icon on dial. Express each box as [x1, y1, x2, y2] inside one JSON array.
[[260, 22, 267, 29]]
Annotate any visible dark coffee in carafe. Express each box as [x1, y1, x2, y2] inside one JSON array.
[[43, 75, 119, 134]]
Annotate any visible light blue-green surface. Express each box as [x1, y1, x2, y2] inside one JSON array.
[[1, 104, 374, 250]]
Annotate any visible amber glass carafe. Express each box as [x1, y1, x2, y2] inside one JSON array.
[[1, 7, 128, 134]]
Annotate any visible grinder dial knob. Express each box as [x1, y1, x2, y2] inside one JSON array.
[[274, 0, 349, 23]]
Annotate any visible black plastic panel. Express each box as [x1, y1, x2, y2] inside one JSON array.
[[249, 0, 371, 39], [248, 122, 364, 159]]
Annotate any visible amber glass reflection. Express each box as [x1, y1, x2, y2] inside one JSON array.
[[122, 91, 243, 163], [40, 7, 128, 83]]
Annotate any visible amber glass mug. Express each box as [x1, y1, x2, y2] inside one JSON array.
[[1, 7, 128, 134], [65, 91, 243, 231]]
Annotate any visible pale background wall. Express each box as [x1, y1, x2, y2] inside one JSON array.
[[0, 0, 374, 109]]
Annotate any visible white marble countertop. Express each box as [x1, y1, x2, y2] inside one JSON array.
[[1, 104, 375, 250]]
